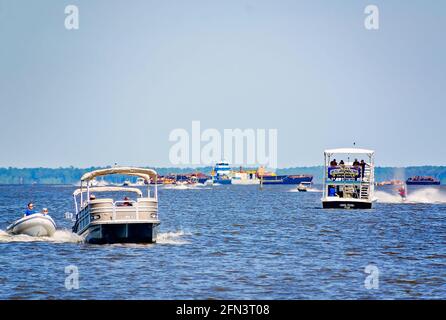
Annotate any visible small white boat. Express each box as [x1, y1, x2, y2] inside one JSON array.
[[6, 213, 57, 237], [297, 182, 312, 192]]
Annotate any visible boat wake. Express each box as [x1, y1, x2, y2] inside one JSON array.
[[157, 230, 191, 245], [376, 188, 446, 204], [0, 229, 83, 243]]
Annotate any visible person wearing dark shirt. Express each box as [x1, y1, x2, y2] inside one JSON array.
[[360, 160, 366, 178], [24, 202, 36, 217], [330, 159, 338, 166]]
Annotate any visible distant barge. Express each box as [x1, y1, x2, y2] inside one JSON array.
[[406, 176, 440, 185], [261, 175, 313, 185]]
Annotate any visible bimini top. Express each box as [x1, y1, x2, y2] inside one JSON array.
[[81, 167, 158, 182], [324, 148, 375, 156], [73, 187, 143, 197]]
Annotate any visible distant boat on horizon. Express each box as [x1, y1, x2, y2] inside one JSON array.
[[406, 176, 440, 185]]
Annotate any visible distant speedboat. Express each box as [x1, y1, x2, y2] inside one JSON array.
[[122, 180, 131, 186], [7, 213, 56, 237], [297, 182, 312, 192]]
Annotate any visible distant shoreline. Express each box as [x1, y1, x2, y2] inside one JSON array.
[[0, 166, 445, 185]]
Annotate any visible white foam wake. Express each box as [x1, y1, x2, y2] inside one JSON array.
[[0, 229, 83, 243], [376, 187, 446, 204], [156, 230, 191, 245]]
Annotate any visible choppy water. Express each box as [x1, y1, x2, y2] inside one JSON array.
[[0, 184, 445, 299]]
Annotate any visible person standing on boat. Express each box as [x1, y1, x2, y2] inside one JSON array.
[[360, 160, 366, 178], [353, 159, 360, 180], [24, 202, 36, 217]]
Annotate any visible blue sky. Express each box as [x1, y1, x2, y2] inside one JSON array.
[[0, 0, 444, 168]]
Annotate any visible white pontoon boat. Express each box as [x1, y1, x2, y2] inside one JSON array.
[[321, 148, 376, 209], [72, 167, 160, 244]]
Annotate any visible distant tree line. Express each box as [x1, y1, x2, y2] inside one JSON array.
[[0, 166, 445, 185]]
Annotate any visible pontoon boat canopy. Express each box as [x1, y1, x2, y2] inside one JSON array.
[[324, 148, 375, 156], [80, 167, 158, 182], [73, 187, 143, 197]]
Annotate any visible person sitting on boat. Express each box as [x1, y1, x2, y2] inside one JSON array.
[[121, 196, 132, 207], [353, 159, 360, 167], [330, 159, 338, 167], [328, 186, 337, 197], [360, 160, 366, 178], [42, 208, 49, 215], [24, 202, 36, 217], [339, 160, 345, 166]]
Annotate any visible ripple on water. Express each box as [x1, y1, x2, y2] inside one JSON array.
[[0, 184, 445, 299]]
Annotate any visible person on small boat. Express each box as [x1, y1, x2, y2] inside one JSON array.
[[330, 159, 338, 167], [24, 202, 36, 217], [89, 194, 96, 201], [42, 208, 49, 215]]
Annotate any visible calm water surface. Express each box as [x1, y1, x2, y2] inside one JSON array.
[[0, 184, 445, 299]]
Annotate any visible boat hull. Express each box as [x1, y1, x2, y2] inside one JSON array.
[[322, 200, 373, 209], [80, 222, 159, 244], [7, 214, 56, 237], [212, 179, 232, 185], [406, 181, 440, 186], [262, 175, 313, 185]]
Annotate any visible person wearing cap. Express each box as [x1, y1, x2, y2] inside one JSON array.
[[122, 196, 132, 206], [24, 202, 36, 217]]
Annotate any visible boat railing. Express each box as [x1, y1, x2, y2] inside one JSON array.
[[86, 198, 158, 222], [324, 164, 374, 200], [326, 165, 366, 182]]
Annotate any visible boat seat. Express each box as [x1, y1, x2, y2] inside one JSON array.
[[89, 199, 114, 208]]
